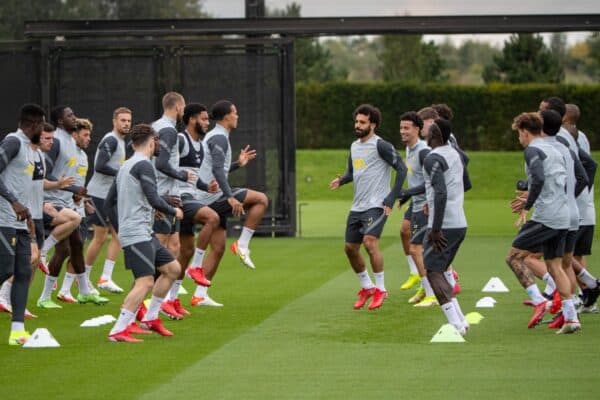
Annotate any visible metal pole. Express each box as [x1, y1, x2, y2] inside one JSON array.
[[298, 202, 308, 238]]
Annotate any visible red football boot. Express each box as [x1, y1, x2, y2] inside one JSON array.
[[528, 300, 548, 328], [548, 313, 565, 329], [187, 267, 211, 287], [140, 318, 173, 336], [172, 298, 190, 316], [368, 288, 388, 310], [353, 287, 375, 310], [160, 300, 183, 320], [549, 290, 562, 314], [108, 330, 143, 343]]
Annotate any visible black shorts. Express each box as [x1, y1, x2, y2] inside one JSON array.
[[180, 195, 206, 235], [107, 207, 119, 233], [403, 205, 412, 221], [574, 225, 594, 257], [208, 188, 249, 230], [153, 215, 180, 235], [564, 230, 578, 254], [33, 219, 44, 248], [87, 196, 109, 227], [423, 228, 466, 272], [0, 227, 31, 279], [512, 220, 567, 260], [122, 236, 175, 279], [410, 211, 428, 245], [42, 205, 64, 232], [345, 208, 388, 244]]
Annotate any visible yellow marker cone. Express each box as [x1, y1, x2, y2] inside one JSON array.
[[430, 324, 465, 343], [465, 312, 484, 325]]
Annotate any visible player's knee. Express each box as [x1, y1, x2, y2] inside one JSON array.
[[408, 244, 421, 258], [344, 243, 358, 256], [362, 236, 379, 253], [166, 261, 181, 280], [92, 228, 107, 242], [257, 192, 268, 207]]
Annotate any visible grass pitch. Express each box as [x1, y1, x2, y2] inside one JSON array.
[[1, 150, 598, 399]]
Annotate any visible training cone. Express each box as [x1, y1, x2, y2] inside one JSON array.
[[476, 296, 497, 308], [178, 285, 188, 295], [143, 298, 151, 308], [465, 312, 484, 325], [81, 314, 116, 327], [482, 277, 509, 293], [22, 328, 60, 348], [430, 324, 465, 343]]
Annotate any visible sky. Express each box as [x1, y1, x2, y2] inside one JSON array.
[[201, 0, 599, 45]]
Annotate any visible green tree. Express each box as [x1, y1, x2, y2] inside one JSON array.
[[586, 32, 600, 79], [377, 34, 446, 83], [267, 2, 346, 82], [483, 33, 564, 83], [0, 0, 208, 40]]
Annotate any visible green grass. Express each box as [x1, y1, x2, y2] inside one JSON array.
[[1, 150, 599, 399]]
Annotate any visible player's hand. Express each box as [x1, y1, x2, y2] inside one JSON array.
[[155, 211, 165, 221], [422, 203, 429, 216], [74, 186, 87, 196], [84, 200, 95, 215], [207, 179, 219, 193], [510, 196, 526, 213], [514, 210, 527, 228], [73, 194, 82, 205], [58, 175, 76, 188], [329, 175, 341, 190], [383, 205, 392, 216], [43, 202, 58, 218], [238, 145, 257, 167], [228, 197, 244, 217], [428, 229, 447, 252], [164, 195, 182, 208], [26, 217, 36, 239], [175, 208, 184, 221], [186, 170, 198, 184], [11, 201, 30, 221]]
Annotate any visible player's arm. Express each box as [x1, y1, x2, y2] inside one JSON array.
[[104, 180, 117, 215], [377, 139, 408, 208], [155, 127, 188, 182], [571, 149, 589, 197], [339, 152, 354, 185], [578, 148, 597, 189], [454, 147, 472, 192], [523, 146, 546, 211], [0, 136, 21, 203], [207, 135, 234, 198], [398, 148, 431, 203], [424, 154, 449, 231], [94, 136, 119, 176], [132, 160, 177, 216]]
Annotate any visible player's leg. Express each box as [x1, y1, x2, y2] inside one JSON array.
[[8, 230, 33, 345], [69, 229, 107, 305], [400, 207, 420, 289], [409, 211, 437, 306], [40, 207, 80, 262], [38, 238, 70, 308], [96, 226, 123, 293], [231, 189, 268, 269], [192, 226, 226, 307]]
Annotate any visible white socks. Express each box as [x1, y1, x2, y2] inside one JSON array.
[[41, 234, 58, 257], [194, 285, 208, 299], [526, 284, 546, 305], [39, 276, 57, 301], [577, 269, 598, 289], [406, 255, 418, 275], [110, 308, 135, 335], [421, 276, 435, 297], [76, 273, 90, 295], [562, 298, 578, 322], [169, 280, 182, 301], [357, 271, 375, 289], [85, 265, 93, 282], [444, 270, 457, 288], [237, 227, 255, 250], [144, 296, 164, 321], [101, 260, 116, 281], [542, 272, 557, 296], [0, 281, 11, 301], [373, 272, 385, 291], [451, 297, 467, 327], [11, 322, 25, 332], [441, 302, 463, 331], [59, 272, 75, 295], [191, 248, 205, 268]]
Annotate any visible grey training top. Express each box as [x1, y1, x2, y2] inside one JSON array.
[[74, 146, 89, 216], [86, 131, 125, 199], [576, 131, 596, 226], [525, 137, 569, 230], [44, 128, 82, 208], [116, 152, 177, 247], [178, 130, 209, 199], [423, 144, 467, 230], [339, 134, 407, 212], [405, 139, 430, 212], [152, 116, 187, 196], [0, 130, 36, 229]]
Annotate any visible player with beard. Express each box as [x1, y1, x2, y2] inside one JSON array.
[[330, 104, 407, 310]]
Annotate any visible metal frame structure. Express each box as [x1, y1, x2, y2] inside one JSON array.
[[24, 14, 600, 38]]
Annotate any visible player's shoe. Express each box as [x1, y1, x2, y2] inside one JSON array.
[[160, 300, 183, 320], [549, 290, 562, 314], [414, 295, 438, 307], [580, 303, 599, 314], [127, 322, 152, 335], [8, 330, 31, 346], [77, 293, 109, 305], [583, 282, 600, 308], [57, 292, 78, 303], [172, 298, 190, 316], [548, 313, 565, 329], [452, 269, 460, 281], [230, 241, 256, 270], [140, 318, 173, 336], [24, 308, 37, 319], [87, 280, 100, 296], [36, 298, 62, 309], [38, 260, 49, 275], [408, 287, 426, 304], [108, 330, 143, 343], [452, 282, 462, 296], [367, 288, 388, 310], [0, 298, 12, 314], [136, 302, 147, 321], [97, 279, 124, 294], [400, 274, 421, 290], [186, 267, 211, 287], [353, 287, 375, 309], [522, 299, 536, 307], [528, 300, 548, 328], [190, 295, 223, 307], [555, 320, 581, 335]]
